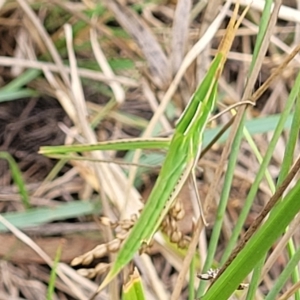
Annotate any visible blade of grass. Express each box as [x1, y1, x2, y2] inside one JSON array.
[[200, 1, 284, 297], [265, 245, 300, 300], [220, 66, 299, 266], [247, 261, 264, 300], [246, 63, 300, 299], [47, 245, 62, 300], [243, 130, 275, 300], [199, 105, 277, 297], [0, 69, 41, 91], [188, 254, 196, 300], [248, 0, 274, 74], [0, 89, 38, 102], [0, 201, 98, 232], [0, 151, 30, 209], [197, 109, 245, 297], [202, 178, 300, 299], [197, 1, 286, 290], [122, 268, 146, 300], [267, 89, 300, 300], [219, 0, 292, 267], [243, 2, 287, 297]]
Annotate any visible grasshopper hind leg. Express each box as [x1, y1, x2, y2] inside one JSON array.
[[191, 170, 208, 226]]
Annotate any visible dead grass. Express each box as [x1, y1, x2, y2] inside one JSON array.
[[0, 0, 300, 299]]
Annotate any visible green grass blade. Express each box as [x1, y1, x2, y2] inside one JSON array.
[[0, 69, 41, 92], [0, 89, 39, 102], [246, 260, 264, 300], [188, 254, 196, 300], [248, 0, 273, 75], [277, 94, 300, 186], [197, 112, 245, 297], [0, 69, 40, 102], [47, 245, 62, 300], [268, 88, 300, 300], [0, 201, 98, 232], [243, 127, 275, 300], [0, 151, 30, 209], [220, 70, 299, 265], [245, 70, 300, 299], [202, 179, 300, 300], [243, 1, 286, 296], [266, 245, 300, 300], [122, 268, 146, 300]]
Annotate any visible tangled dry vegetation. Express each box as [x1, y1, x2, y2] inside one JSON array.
[[0, 0, 300, 299]]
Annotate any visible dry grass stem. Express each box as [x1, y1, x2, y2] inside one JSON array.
[[1, 0, 299, 298]]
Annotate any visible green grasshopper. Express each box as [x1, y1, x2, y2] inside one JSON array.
[[40, 2, 247, 296]]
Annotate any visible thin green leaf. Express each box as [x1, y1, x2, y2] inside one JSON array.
[[188, 255, 196, 300], [0, 69, 41, 92], [122, 268, 146, 300], [0, 201, 98, 232], [266, 245, 300, 300], [220, 69, 299, 265], [197, 110, 245, 297], [202, 179, 300, 300], [0, 151, 30, 209], [47, 245, 62, 300], [270, 86, 300, 300], [0, 89, 39, 102]]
